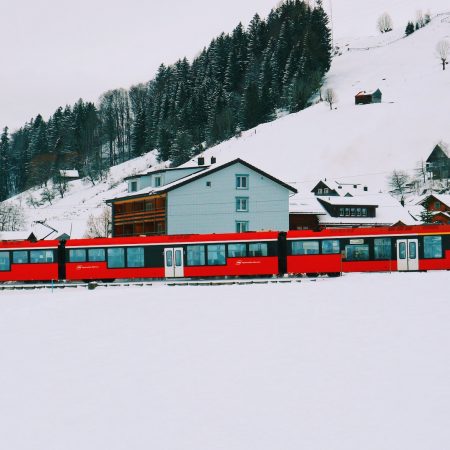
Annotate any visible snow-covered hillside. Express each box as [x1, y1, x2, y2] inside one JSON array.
[[5, 0, 450, 236], [1, 272, 449, 450]]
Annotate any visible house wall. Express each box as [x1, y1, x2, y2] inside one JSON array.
[[166, 162, 290, 234]]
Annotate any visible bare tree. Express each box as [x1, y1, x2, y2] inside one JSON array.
[[53, 172, 69, 198], [415, 160, 428, 184], [324, 88, 337, 110], [84, 207, 111, 238], [0, 202, 25, 231], [40, 186, 56, 205], [436, 40, 450, 70], [377, 12, 393, 33], [388, 170, 410, 204]]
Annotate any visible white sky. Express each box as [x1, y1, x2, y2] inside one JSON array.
[[2, 0, 447, 132], [0, 0, 278, 132]]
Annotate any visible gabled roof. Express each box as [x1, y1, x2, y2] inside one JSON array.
[[311, 179, 368, 197], [59, 169, 79, 178], [108, 158, 297, 202], [418, 193, 450, 208], [426, 144, 449, 163], [355, 89, 381, 97], [124, 165, 206, 181]]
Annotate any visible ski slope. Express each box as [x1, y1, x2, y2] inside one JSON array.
[[0, 271, 449, 450]]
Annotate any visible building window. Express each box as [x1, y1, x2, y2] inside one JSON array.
[[323, 188, 329, 194], [154, 176, 162, 187], [374, 238, 391, 260], [236, 197, 249, 212], [236, 221, 249, 233], [339, 208, 345, 217], [361, 208, 368, 217], [206, 181, 211, 187], [236, 174, 249, 189], [434, 201, 441, 209], [317, 188, 323, 194], [292, 240, 319, 255], [424, 236, 442, 258], [130, 181, 138, 192]]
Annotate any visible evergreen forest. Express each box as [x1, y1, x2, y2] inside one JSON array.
[[0, 0, 331, 201]]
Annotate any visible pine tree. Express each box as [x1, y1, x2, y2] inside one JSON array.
[[0, 127, 10, 200], [405, 21, 415, 36]]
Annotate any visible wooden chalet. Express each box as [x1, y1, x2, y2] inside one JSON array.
[[426, 144, 449, 180], [418, 194, 450, 224], [355, 89, 382, 105]]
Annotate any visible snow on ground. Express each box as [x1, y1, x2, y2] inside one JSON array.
[[1, 271, 449, 450]]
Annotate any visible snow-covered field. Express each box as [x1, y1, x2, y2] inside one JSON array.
[[1, 271, 449, 450]]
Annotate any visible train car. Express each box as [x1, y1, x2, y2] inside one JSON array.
[[0, 240, 61, 282], [65, 231, 281, 281], [286, 224, 450, 276]]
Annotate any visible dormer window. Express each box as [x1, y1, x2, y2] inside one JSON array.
[[317, 188, 323, 194], [154, 176, 162, 187], [323, 188, 329, 194], [130, 181, 137, 192]]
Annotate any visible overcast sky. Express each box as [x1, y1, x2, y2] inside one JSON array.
[[2, 0, 444, 132], [0, 0, 281, 132]]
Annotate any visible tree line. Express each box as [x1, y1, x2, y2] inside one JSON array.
[[0, 0, 331, 202]]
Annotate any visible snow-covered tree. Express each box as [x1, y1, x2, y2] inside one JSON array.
[[436, 40, 450, 71], [377, 13, 393, 33], [324, 88, 337, 110]]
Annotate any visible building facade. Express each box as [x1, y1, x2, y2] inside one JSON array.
[[108, 158, 297, 237]]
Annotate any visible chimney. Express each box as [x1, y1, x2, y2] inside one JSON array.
[[198, 156, 205, 166], [211, 156, 216, 164]]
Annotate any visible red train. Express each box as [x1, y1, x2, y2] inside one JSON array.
[[1, 225, 449, 282]]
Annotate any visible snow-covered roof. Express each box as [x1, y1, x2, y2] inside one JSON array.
[[109, 158, 297, 202], [290, 194, 417, 226], [59, 169, 79, 178], [313, 179, 369, 197], [0, 231, 36, 241], [417, 193, 450, 208]]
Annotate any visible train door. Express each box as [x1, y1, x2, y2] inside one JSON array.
[[164, 247, 184, 277], [396, 239, 419, 271]]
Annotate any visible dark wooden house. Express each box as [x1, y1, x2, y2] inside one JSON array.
[[426, 144, 449, 180], [355, 89, 382, 105], [418, 194, 450, 224]]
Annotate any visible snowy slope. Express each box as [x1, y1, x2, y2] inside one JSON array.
[[190, 5, 450, 193], [1, 272, 449, 450], [5, 0, 450, 235]]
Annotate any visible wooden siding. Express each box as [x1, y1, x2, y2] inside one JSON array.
[[112, 194, 167, 237]]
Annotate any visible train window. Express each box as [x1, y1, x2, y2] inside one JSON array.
[[107, 248, 125, 268], [249, 243, 268, 257], [322, 240, 340, 254], [0, 252, 10, 271], [30, 250, 54, 263], [127, 247, 144, 267], [187, 245, 206, 266], [424, 236, 442, 258], [228, 243, 247, 257], [292, 240, 319, 255], [69, 249, 86, 262], [88, 248, 106, 262], [13, 251, 28, 264], [345, 244, 369, 261], [374, 238, 392, 260], [207, 244, 226, 265], [398, 242, 406, 259]]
